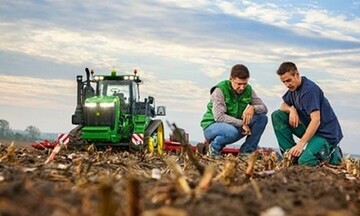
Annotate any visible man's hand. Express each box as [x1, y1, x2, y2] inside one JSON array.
[[288, 143, 306, 157], [242, 124, 251, 135], [289, 107, 300, 128], [243, 105, 255, 125]]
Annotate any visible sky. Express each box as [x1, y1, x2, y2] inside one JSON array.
[[0, 0, 359, 154]]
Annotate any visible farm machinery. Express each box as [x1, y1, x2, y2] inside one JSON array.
[[163, 128, 277, 157], [69, 68, 166, 154]]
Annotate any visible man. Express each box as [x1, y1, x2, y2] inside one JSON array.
[[200, 64, 268, 158], [272, 62, 343, 166]]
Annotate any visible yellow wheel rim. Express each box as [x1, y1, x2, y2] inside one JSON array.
[[148, 137, 154, 153], [157, 123, 164, 155]]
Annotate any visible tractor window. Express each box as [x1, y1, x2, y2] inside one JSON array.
[[132, 82, 139, 102], [98, 81, 130, 104]]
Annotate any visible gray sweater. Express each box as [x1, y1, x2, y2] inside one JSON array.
[[211, 88, 268, 128]]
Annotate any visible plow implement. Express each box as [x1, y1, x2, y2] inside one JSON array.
[[31, 133, 70, 150]]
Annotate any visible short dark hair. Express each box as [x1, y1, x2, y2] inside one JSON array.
[[277, 62, 298, 75], [231, 64, 249, 79]]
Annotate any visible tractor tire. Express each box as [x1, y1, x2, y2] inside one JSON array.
[[144, 120, 165, 155], [68, 125, 85, 149]]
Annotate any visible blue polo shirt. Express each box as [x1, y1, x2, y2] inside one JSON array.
[[282, 76, 343, 145]]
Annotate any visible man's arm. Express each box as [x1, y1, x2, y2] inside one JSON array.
[[212, 88, 243, 127], [280, 102, 294, 113], [280, 102, 300, 128], [250, 90, 267, 114], [242, 90, 267, 125], [300, 110, 320, 144], [289, 110, 321, 157]]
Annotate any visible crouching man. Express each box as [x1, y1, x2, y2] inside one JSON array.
[[200, 64, 268, 158], [272, 62, 343, 166]]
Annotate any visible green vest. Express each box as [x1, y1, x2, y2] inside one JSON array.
[[200, 80, 252, 129]]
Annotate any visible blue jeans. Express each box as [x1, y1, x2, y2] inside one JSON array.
[[203, 113, 268, 153]]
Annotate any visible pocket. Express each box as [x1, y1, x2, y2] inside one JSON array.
[[314, 144, 331, 162]]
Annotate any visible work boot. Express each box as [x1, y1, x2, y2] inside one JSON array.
[[208, 145, 221, 159]]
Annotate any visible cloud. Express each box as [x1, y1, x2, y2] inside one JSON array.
[[340, 119, 360, 135], [250, 81, 286, 98], [217, 1, 289, 24], [320, 79, 360, 95], [155, 0, 210, 8], [200, 65, 227, 78], [1, 17, 358, 112], [139, 71, 209, 113], [213, 1, 360, 42], [0, 70, 209, 117], [1, 0, 359, 79], [301, 9, 360, 33], [0, 21, 273, 80], [317, 79, 360, 107], [292, 10, 360, 42], [0, 75, 75, 110], [0, 0, 359, 117]]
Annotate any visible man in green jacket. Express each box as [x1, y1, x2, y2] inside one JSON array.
[[200, 64, 268, 158]]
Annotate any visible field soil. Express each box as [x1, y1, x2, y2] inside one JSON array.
[[0, 139, 359, 216]]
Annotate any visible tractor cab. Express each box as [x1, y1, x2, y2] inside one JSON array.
[[94, 73, 140, 114]]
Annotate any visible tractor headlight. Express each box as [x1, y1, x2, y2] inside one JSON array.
[[94, 76, 104, 81], [99, 102, 114, 108], [85, 102, 97, 108]]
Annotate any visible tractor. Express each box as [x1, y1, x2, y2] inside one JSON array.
[[69, 68, 166, 154]]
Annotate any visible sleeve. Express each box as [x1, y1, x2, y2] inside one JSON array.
[[212, 88, 243, 127], [303, 87, 321, 115], [282, 91, 293, 106], [251, 90, 268, 114]]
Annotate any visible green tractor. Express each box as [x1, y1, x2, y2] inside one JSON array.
[[69, 68, 166, 154]]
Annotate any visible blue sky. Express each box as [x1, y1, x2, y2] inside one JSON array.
[[0, 0, 359, 154]]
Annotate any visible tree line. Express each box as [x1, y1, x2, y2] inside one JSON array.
[[0, 119, 41, 141]]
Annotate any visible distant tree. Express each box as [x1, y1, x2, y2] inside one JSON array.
[[13, 132, 26, 141], [0, 119, 13, 138], [25, 125, 41, 141]]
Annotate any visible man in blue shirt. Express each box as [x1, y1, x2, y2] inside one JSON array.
[[271, 62, 343, 166]]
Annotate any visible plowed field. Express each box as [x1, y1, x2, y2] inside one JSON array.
[[0, 140, 359, 216]]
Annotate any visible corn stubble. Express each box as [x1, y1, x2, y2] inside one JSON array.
[[0, 139, 359, 216]]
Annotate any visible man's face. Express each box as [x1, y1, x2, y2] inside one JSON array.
[[279, 71, 301, 91], [230, 77, 248, 94]]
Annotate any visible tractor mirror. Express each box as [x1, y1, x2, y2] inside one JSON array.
[[148, 96, 154, 104], [156, 106, 166, 116]]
